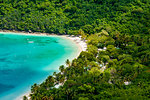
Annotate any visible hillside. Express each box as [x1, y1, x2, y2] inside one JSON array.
[[0, 0, 150, 100], [0, 0, 149, 35]]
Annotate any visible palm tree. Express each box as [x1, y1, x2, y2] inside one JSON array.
[[53, 72, 57, 77], [59, 65, 65, 72], [23, 96, 28, 100], [66, 59, 70, 67], [72, 59, 77, 67]]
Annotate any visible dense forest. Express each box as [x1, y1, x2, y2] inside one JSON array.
[[0, 0, 150, 35], [0, 0, 150, 100]]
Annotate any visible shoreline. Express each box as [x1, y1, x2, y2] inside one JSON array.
[[0, 30, 87, 100], [0, 30, 87, 60], [0, 30, 87, 53]]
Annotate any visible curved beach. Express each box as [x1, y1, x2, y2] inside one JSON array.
[[0, 30, 87, 57], [0, 31, 87, 100]]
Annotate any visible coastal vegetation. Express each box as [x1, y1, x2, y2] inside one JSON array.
[[29, 33, 150, 99], [0, 0, 150, 99]]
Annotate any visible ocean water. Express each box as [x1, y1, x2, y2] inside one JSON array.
[[0, 32, 79, 100]]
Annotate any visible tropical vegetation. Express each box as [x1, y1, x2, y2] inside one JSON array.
[[0, 0, 149, 100]]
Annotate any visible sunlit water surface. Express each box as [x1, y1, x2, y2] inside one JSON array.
[[0, 32, 79, 100]]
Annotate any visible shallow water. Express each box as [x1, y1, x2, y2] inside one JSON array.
[[0, 32, 79, 100]]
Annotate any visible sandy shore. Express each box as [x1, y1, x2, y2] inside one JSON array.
[[16, 92, 31, 100], [0, 30, 87, 100], [0, 30, 87, 53], [0, 31, 87, 60], [62, 35, 87, 58]]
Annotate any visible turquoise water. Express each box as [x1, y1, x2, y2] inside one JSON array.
[[0, 32, 79, 100]]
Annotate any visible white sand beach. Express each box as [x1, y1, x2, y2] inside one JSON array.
[[0, 31, 87, 100], [0, 30, 87, 56], [15, 35, 87, 100], [62, 35, 87, 58]]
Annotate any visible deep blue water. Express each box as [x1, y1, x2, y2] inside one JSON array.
[[0, 32, 79, 100]]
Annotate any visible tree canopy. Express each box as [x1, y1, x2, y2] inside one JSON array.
[[0, 0, 149, 100]]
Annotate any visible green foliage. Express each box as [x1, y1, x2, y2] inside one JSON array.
[[0, 0, 149, 35], [1, 0, 149, 99]]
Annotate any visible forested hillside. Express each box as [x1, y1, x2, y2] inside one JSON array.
[[0, 0, 150, 100], [0, 0, 149, 35]]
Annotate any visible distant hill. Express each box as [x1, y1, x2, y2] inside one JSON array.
[[0, 0, 149, 35]]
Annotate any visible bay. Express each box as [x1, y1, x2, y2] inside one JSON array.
[[0, 32, 79, 100]]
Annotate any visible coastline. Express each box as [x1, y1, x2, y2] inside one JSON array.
[[0, 30, 87, 55], [0, 30, 87, 100], [0, 30, 87, 60]]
